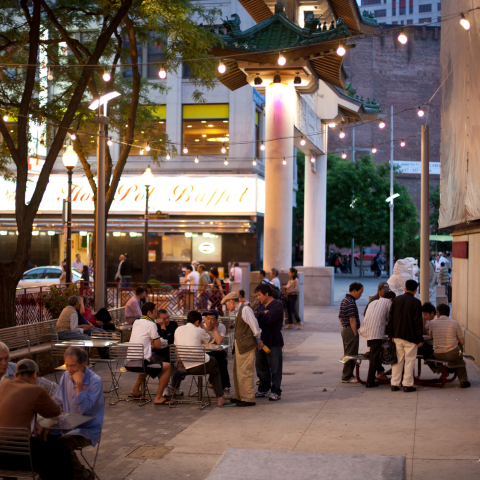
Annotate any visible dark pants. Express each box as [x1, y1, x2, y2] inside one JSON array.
[[54, 435, 91, 479], [0, 436, 74, 480], [418, 342, 434, 359], [208, 349, 231, 389], [341, 326, 359, 380], [366, 339, 384, 385], [187, 358, 223, 397], [255, 346, 283, 395], [286, 295, 302, 325]]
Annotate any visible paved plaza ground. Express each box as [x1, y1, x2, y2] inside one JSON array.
[[55, 281, 480, 480]]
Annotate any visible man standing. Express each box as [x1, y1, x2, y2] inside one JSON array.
[[115, 254, 124, 282], [386, 279, 424, 393], [221, 292, 262, 407], [254, 283, 284, 401], [120, 253, 133, 287], [339, 282, 363, 383], [54, 347, 104, 480], [197, 264, 210, 310], [269, 268, 281, 290], [364, 281, 390, 315], [125, 286, 147, 324], [427, 303, 470, 388], [55, 296, 90, 341], [184, 264, 199, 289], [0, 359, 73, 480], [72, 254, 84, 271], [258, 270, 271, 284], [360, 291, 396, 387]]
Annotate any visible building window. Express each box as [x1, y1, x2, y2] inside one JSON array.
[[437, 16, 441, 22], [374, 9, 386, 17], [406, 19, 413, 24], [255, 110, 260, 159], [392, 21, 398, 24], [147, 36, 165, 78], [437, 2, 441, 11], [419, 4, 432, 13], [409, 6, 413, 13], [361, 0, 381, 5], [123, 37, 142, 78], [399, 7, 406, 15], [182, 104, 229, 156], [392, 7, 396, 15], [129, 105, 166, 155], [419, 17, 432, 23], [162, 236, 191, 262], [182, 63, 192, 79]]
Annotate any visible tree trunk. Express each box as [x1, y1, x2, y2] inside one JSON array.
[[0, 263, 20, 328], [359, 244, 364, 278]]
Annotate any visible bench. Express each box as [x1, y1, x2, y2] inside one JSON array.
[[0, 320, 57, 361], [339, 353, 475, 388]]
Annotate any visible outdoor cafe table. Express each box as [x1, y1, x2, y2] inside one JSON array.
[[56, 339, 120, 366], [38, 413, 96, 440]]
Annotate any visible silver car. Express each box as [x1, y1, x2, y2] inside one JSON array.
[[17, 266, 89, 290]]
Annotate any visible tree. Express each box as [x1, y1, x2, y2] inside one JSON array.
[[326, 154, 419, 275], [0, 0, 220, 328]]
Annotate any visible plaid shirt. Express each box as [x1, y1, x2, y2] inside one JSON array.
[[339, 294, 360, 328]]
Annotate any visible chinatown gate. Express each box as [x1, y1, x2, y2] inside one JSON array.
[[213, 0, 381, 305]]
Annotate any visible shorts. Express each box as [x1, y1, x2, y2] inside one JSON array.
[[125, 353, 164, 379]]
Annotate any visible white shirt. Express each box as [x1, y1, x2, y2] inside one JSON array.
[[434, 260, 441, 272], [186, 271, 199, 288], [68, 311, 83, 334], [271, 277, 281, 289], [230, 266, 242, 284], [439, 256, 448, 268], [233, 304, 262, 339], [72, 260, 84, 270], [128, 318, 159, 363], [174, 323, 211, 369], [359, 297, 392, 340], [203, 322, 227, 344], [115, 260, 124, 280]]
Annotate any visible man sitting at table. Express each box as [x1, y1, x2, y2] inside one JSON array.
[[126, 302, 173, 405], [52, 346, 104, 480], [55, 296, 91, 341], [202, 309, 232, 398], [125, 286, 147, 324], [0, 359, 73, 480], [174, 310, 234, 407], [426, 303, 470, 388]]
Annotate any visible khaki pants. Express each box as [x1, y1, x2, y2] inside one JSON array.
[[391, 338, 418, 387], [435, 347, 468, 383], [233, 340, 256, 402]]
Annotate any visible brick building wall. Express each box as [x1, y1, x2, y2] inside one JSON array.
[[328, 25, 441, 213]]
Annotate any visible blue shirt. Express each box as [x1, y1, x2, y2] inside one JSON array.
[[339, 294, 360, 328], [54, 367, 104, 446]]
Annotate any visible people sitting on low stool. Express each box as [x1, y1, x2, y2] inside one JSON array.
[[126, 302, 173, 405], [425, 303, 470, 388]]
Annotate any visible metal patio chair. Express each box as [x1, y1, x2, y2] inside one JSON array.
[[0, 427, 38, 479]]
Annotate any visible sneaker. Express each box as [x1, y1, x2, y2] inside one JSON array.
[[341, 377, 358, 383], [255, 391, 269, 398], [269, 393, 281, 401], [163, 385, 171, 396], [297, 323, 304, 330]]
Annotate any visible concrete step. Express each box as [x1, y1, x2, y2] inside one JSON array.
[[207, 448, 405, 480]]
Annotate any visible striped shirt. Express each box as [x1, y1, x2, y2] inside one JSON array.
[[339, 294, 360, 328], [427, 316, 464, 354], [359, 297, 392, 340]]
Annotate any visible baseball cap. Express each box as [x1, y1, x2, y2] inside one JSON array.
[[15, 359, 39, 374], [202, 309, 219, 319], [378, 281, 390, 291], [220, 292, 240, 305]]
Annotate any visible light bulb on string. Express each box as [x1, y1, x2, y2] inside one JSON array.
[[342, 151, 347, 159], [282, 158, 287, 165], [194, 156, 199, 164], [47, 67, 53, 81], [379, 120, 386, 129], [300, 136, 306, 146], [107, 137, 113, 146], [398, 30, 408, 44], [260, 141, 265, 151], [417, 106, 425, 117], [310, 156, 316, 163], [277, 53, 286, 66], [221, 143, 227, 154], [145, 144, 151, 152], [252, 159, 257, 166], [140, 148, 145, 155], [158, 67, 167, 79], [218, 62, 227, 74], [224, 158, 228, 165], [103, 70, 111, 82], [166, 153, 171, 160], [400, 139, 406, 147], [70, 133, 76, 141], [371, 146, 377, 154], [183, 144, 188, 154], [2, 114, 8, 122], [336, 44, 346, 57], [339, 129, 345, 139], [460, 14, 470, 30]]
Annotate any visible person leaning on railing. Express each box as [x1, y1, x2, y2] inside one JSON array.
[[125, 286, 147, 324]]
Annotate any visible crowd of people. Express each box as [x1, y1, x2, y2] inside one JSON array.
[[340, 279, 470, 390]]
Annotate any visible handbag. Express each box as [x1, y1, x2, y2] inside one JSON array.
[[380, 340, 398, 365]]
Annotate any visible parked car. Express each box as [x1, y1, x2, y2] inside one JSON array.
[[343, 248, 385, 266], [17, 266, 89, 290]]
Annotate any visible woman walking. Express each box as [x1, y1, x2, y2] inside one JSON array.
[[284, 267, 303, 329], [210, 267, 225, 315]]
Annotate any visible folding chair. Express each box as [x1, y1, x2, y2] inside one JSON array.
[[89, 331, 122, 392], [51, 341, 85, 383], [74, 435, 101, 480], [0, 427, 38, 479], [108, 343, 151, 407], [169, 345, 211, 410]]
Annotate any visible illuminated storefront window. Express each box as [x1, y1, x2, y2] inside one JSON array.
[[162, 235, 191, 262], [129, 105, 166, 155], [182, 104, 229, 156]]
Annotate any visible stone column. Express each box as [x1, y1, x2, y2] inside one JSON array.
[[297, 126, 334, 306], [263, 81, 295, 272]]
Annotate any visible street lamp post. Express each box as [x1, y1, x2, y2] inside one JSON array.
[[142, 166, 154, 283], [62, 145, 79, 284], [88, 91, 121, 311]]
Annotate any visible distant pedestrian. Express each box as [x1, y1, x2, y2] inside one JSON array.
[[371, 253, 381, 278], [284, 267, 303, 329], [197, 264, 210, 310], [334, 254, 344, 274], [386, 279, 424, 393], [258, 270, 271, 284], [438, 262, 450, 286], [72, 254, 84, 271], [229, 262, 243, 284], [339, 282, 364, 383], [120, 253, 133, 287], [270, 268, 281, 289], [115, 254, 124, 283], [209, 267, 225, 314], [88, 259, 94, 276]]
